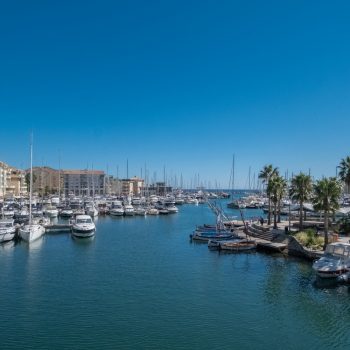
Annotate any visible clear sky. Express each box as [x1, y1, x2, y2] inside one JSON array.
[[1, 0, 350, 188]]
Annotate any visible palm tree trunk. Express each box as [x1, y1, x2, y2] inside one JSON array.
[[273, 202, 277, 229], [323, 211, 329, 250], [268, 196, 271, 225], [277, 198, 281, 223], [299, 201, 303, 231]]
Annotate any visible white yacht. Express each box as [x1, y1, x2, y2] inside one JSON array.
[[3, 208, 15, 218], [134, 207, 147, 216], [51, 196, 60, 205], [0, 219, 16, 243], [60, 208, 74, 218], [131, 197, 142, 206], [166, 204, 179, 214], [124, 204, 135, 216], [312, 243, 350, 278], [147, 207, 159, 215], [109, 201, 124, 216], [149, 195, 159, 204], [71, 215, 96, 238], [14, 208, 30, 223], [86, 205, 99, 218], [44, 206, 59, 218], [175, 197, 185, 205], [32, 216, 50, 227]]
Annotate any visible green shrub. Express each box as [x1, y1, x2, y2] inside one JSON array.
[[295, 230, 324, 250]]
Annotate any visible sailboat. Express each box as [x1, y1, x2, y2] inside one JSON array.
[[227, 155, 244, 208], [19, 135, 45, 243]]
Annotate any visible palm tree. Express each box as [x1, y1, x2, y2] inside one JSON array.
[[259, 164, 278, 225], [338, 156, 350, 193], [269, 175, 287, 229], [289, 173, 313, 231], [313, 177, 342, 250]]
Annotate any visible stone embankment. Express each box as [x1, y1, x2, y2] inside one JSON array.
[[244, 222, 323, 260]]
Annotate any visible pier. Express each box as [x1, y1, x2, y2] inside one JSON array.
[[235, 228, 287, 253], [45, 224, 72, 232]]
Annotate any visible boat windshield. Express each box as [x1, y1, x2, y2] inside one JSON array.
[[77, 219, 92, 224], [326, 245, 350, 258]]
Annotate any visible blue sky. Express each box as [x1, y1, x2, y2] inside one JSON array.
[[1, 0, 350, 188]]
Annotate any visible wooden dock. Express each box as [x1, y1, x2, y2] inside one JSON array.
[[45, 224, 72, 232], [255, 239, 287, 252], [235, 229, 287, 253]]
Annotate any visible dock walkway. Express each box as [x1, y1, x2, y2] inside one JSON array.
[[45, 224, 72, 232], [235, 227, 287, 253]]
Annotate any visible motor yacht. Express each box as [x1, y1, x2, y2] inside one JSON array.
[[71, 215, 96, 238], [312, 243, 350, 278]]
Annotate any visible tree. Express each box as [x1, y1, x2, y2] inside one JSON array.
[[338, 156, 350, 193], [258, 164, 279, 225], [269, 175, 287, 229], [289, 173, 313, 231], [312, 177, 342, 250]]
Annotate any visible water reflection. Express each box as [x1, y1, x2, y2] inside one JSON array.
[[0, 240, 16, 252], [313, 276, 340, 290], [26, 236, 44, 252], [71, 235, 95, 244]]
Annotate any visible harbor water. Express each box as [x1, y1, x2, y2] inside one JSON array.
[[1, 202, 350, 349]]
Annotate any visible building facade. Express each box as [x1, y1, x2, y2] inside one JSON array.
[[105, 176, 122, 195], [62, 170, 105, 196], [119, 177, 144, 196], [0, 161, 8, 198], [145, 182, 172, 196], [31, 167, 62, 195], [0, 161, 27, 197], [7, 168, 27, 196]]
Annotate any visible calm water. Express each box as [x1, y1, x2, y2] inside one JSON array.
[[1, 202, 350, 350]]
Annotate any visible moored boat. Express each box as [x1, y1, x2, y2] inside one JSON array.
[[208, 238, 256, 251], [124, 204, 135, 216], [312, 243, 350, 279], [0, 219, 16, 243], [71, 215, 96, 238], [19, 224, 45, 242], [147, 207, 159, 215], [60, 208, 74, 218], [19, 135, 45, 243], [190, 230, 235, 242], [44, 206, 59, 218]]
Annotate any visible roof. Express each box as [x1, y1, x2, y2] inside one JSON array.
[[62, 170, 105, 175]]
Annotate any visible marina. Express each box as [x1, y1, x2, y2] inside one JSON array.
[[1, 197, 350, 350], [1, 1, 350, 348]]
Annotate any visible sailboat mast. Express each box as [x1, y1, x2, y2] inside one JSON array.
[[29, 134, 33, 226], [232, 154, 235, 193], [58, 153, 61, 198]]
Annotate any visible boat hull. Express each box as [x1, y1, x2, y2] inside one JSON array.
[[109, 210, 124, 216], [72, 227, 95, 238], [0, 230, 16, 243], [19, 224, 45, 243], [314, 268, 349, 279]]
